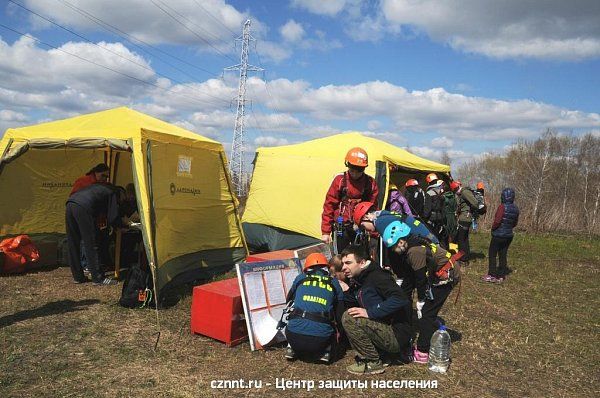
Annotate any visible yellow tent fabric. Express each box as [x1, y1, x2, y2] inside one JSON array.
[[0, 107, 247, 293], [242, 132, 449, 241]]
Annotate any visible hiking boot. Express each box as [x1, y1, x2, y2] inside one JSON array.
[[482, 274, 498, 283], [284, 347, 297, 360], [346, 358, 385, 375], [413, 348, 429, 364], [93, 278, 118, 286], [319, 350, 331, 363]]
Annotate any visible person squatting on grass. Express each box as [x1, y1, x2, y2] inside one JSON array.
[[341, 244, 412, 375], [284, 253, 344, 363], [483, 188, 519, 283], [378, 219, 461, 364]]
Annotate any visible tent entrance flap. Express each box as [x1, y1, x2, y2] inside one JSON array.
[[146, 138, 246, 292]]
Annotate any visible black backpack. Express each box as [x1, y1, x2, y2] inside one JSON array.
[[119, 263, 153, 308]]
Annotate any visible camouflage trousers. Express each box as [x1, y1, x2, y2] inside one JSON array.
[[341, 310, 401, 361]]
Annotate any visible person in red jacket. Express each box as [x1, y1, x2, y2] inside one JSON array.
[[321, 147, 378, 254], [70, 163, 110, 196]]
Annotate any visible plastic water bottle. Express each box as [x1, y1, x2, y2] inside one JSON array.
[[428, 324, 451, 373], [336, 216, 344, 237], [471, 218, 478, 231]]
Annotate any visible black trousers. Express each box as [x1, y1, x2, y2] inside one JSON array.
[[488, 236, 513, 277], [286, 329, 332, 355], [456, 222, 471, 260], [65, 202, 104, 283], [417, 284, 453, 352]]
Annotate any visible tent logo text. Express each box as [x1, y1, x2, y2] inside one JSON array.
[[41, 182, 72, 189], [170, 183, 201, 196]]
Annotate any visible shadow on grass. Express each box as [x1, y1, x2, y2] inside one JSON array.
[[469, 252, 486, 260], [0, 299, 99, 328]]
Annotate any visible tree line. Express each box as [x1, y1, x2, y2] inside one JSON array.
[[455, 130, 600, 235]]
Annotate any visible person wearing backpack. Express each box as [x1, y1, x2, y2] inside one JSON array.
[[321, 147, 379, 254], [423, 173, 448, 248], [379, 221, 462, 365], [483, 188, 519, 283], [450, 180, 480, 262], [284, 253, 344, 363], [442, 189, 459, 245], [386, 183, 412, 216], [404, 179, 426, 219]]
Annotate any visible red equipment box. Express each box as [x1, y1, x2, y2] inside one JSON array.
[[190, 278, 247, 347], [245, 249, 296, 263]]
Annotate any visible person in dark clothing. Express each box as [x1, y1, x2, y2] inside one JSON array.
[[119, 183, 141, 267], [379, 221, 461, 365], [66, 183, 129, 285], [341, 244, 412, 375], [284, 253, 344, 363], [450, 180, 479, 261], [483, 188, 519, 283], [423, 173, 449, 248], [404, 179, 425, 219]]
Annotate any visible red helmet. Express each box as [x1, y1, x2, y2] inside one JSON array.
[[304, 253, 328, 271], [353, 201, 375, 226], [345, 147, 368, 167], [450, 180, 461, 192], [405, 178, 419, 187], [425, 173, 439, 184]]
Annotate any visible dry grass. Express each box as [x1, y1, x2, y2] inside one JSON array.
[[1, 232, 599, 398]]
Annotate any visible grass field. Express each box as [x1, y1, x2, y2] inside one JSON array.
[[1, 232, 599, 398]]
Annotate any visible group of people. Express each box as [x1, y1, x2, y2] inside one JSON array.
[[284, 147, 519, 374], [65, 163, 140, 286]]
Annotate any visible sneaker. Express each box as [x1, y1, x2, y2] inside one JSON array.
[[347, 358, 385, 375], [93, 278, 118, 286], [319, 350, 331, 363], [495, 276, 505, 283], [284, 347, 297, 360], [482, 274, 498, 283], [413, 348, 429, 364]]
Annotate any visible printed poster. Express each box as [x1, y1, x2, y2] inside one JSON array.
[[236, 258, 302, 351]]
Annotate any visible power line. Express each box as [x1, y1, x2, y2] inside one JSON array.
[[56, 0, 220, 78], [150, 0, 237, 63], [191, 0, 238, 37], [0, 23, 227, 108], [8, 0, 230, 105]]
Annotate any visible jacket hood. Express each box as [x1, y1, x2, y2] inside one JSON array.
[[501, 188, 515, 204]]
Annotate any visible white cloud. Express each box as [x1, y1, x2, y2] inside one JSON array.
[[367, 119, 382, 130], [431, 136, 453, 148], [254, 135, 289, 147], [291, 0, 351, 16], [381, 0, 600, 60], [280, 20, 305, 43]]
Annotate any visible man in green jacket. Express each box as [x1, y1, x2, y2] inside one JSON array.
[[450, 181, 479, 261]]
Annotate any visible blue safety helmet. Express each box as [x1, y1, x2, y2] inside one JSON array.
[[382, 220, 411, 248]]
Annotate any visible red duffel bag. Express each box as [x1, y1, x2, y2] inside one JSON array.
[[0, 235, 40, 274]]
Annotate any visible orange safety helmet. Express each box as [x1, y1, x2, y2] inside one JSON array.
[[345, 147, 369, 167], [425, 173, 439, 184], [405, 178, 419, 187], [304, 253, 329, 271], [450, 180, 461, 192], [477, 181, 485, 190], [352, 201, 375, 226]]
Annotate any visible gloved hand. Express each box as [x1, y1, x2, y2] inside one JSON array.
[[416, 301, 425, 319]]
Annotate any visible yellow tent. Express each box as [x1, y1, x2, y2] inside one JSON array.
[[0, 107, 247, 294], [242, 132, 450, 251]]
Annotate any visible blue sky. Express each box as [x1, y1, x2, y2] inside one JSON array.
[[1, 0, 599, 166]]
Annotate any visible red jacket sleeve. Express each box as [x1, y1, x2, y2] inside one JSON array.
[[491, 204, 504, 230], [321, 175, 343, 234], [69, 174, 96, 196]]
